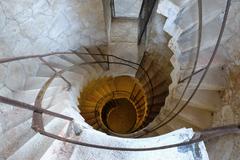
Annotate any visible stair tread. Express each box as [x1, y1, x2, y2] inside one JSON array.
[[173, 89, 222, 111], [7, 115, 69, 160], [24, 77, 66, 90], [178, 65, 227, 90]]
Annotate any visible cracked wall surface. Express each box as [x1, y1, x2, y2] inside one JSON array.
[[0, 0, 107, 91], [0, 0, 107, 57], [114, 0, 143, 17], [147, 12, 173, 60], [204, 2, 240, 160]]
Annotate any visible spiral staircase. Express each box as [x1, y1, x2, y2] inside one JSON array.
[[0, 0, 240, 159]]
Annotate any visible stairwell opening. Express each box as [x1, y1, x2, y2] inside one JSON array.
[[78, 75, 150, 135], [76, 51, 173, 136], [101, 98, 137, 134]]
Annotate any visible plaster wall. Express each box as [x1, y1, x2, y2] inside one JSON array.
[[198, 2, 240, 160], [0, 0, 107, 91]]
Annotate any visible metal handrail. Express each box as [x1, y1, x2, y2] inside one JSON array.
[[33, 124, 240, 151], [110, 0, 116, 17], [1, 95, 239, 151], [178, 66, 207, 83], [93, 90, 147, 134], [138, 0, 158, 44], [0, 51, 155, 135], [0, 0, 236, 152], [0, 96, 73, 121], [147, 0, 203, 132], [146, 0, 232, 134]]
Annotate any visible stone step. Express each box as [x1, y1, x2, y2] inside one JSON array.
[[169, 32, 231, 58], [166, 107, 213, 129], [176, 10, 222, 41], [24, 77, 66, 90], [74, 48, 104, 72], [0, 91, 72, 135], [173, 89, 223, 112], [157, 0, 192, 35], [177, 45, 230, 70], [175, 0, 225, 35], [37, 64, 98, 83], [157, 0, 191, 18], [111, 18, 138, 43], [43, 56, 73, 69], [168, 97, 217, 112], [59, 54, 85, 65], [7, 115, 70, 160], [40, 135, 77, 160], [69, 127, 209, 160], [0, 101, 67, 159], [85, 46, 109, 71], [108, 42, 138, 76], [176, 14, 232, 51], [178, 65, 228, 90], [13, 86, 65, 104]]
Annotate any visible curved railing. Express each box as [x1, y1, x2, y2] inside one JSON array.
[[144, 0, 232, 135], [94, 89, 148, 134], [0, 0, 239, 152], [0, 51, 155, 134]]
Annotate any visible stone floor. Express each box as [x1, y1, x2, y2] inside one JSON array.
[[114, 0, 143, 17]]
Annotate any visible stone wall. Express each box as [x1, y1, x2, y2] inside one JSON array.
[[114, 0, 143, 17], [102, 0, 112, 42], [146, 6, 173, 60], [205, 3, 240, 159], [0, 0, 107, 56], [0, 0, 107, 91]]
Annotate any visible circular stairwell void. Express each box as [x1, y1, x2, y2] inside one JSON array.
[[102, 98, 137, 134], [77, 52, 173, 137], [78, 75, 150, 135]]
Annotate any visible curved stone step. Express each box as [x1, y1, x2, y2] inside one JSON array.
[[167, 107, 213, 129], [176, 15, 232, 51], [0, 91, 72, 136], [37, 63, 100, 81], [168, 98, 217, 112], [85, 46, 109, 71], [157, 0, 191, 36], [13, 86, 65, 104], [24, 77, 66, 90], [177, 45, 230, 70], [173, 89, 223, 112], [178, 65, 228, 90], [42, 56, 73, 69], [69, 127, 209, 160], [157, 0, 191, 18], [175, 0, 225, 35], [177, 10, 223, 41], [0, 101, 67, 159], [59, 54, 85, 65], [40, 136, 77, 160], [7, 117, 69, 160]]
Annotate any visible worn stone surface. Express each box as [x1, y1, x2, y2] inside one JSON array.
[[111, 19, 138, 43], [0, 0, 107, 90], [205, 65, 240, 160], [226, 65, 240, 160], [207, 3, 240, 158], [147, 13, 173, 60], [114, 0, 143, 17], [0, 0, 239, 159], [0, 0, 106, 57], [73, 128, 209, 160], [5, 62, 26, 91]]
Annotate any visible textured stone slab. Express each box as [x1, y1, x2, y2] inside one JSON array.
[[72, 128, 209, 160]]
